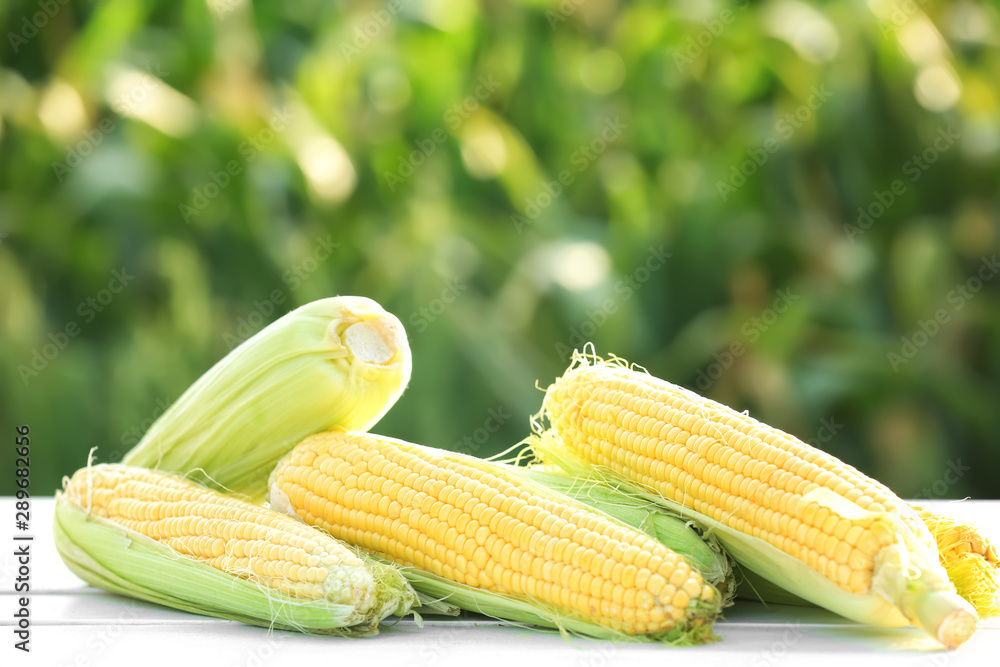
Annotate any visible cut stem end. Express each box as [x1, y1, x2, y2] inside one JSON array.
[[343, 320, 398, 365], [910, 587, 978, 649]]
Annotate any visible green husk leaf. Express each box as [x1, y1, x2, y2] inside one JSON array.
[[733, 564, 813, 606], [410, 592, 462, 617], [53, 494, 410, 635], [123, 296, 411, 500]]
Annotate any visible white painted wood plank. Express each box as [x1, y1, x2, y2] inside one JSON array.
[[2, 498, 83, 593], [2, 624, 997, 667]]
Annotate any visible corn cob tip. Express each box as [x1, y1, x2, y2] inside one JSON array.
[[332, 296, 410, 365], [342, 319, 400, 365]]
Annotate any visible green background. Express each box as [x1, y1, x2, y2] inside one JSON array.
[[1, 0, 998, 499]]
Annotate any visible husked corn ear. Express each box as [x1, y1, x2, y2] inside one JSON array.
[[914, 505, 1000, 618], [269, 431, 722, 641], [56, 464, 418, 634], [532, 351, 978, 648], [124, 296, 411, 500]]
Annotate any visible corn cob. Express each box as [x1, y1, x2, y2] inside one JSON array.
[[914, 505, 1000, 618], [516, 467, 736, 606], [55, 464, 418, 634], [268, 431, 723, 643], [530, 350, 978, 648], [736, 506, 1000, 616], [124, 296, 411, 500]]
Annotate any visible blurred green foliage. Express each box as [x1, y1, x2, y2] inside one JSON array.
[[1, 0, 998, 499]]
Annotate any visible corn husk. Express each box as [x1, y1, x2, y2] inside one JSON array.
[[734, 564, 813, 606], [123, 296, 411, 500], [53, 473, 419, 635]]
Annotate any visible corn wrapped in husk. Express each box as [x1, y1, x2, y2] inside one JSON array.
[[123, 296, 411, 499]]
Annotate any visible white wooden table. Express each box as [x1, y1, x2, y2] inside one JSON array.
[[2, 498, 997, 666]]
